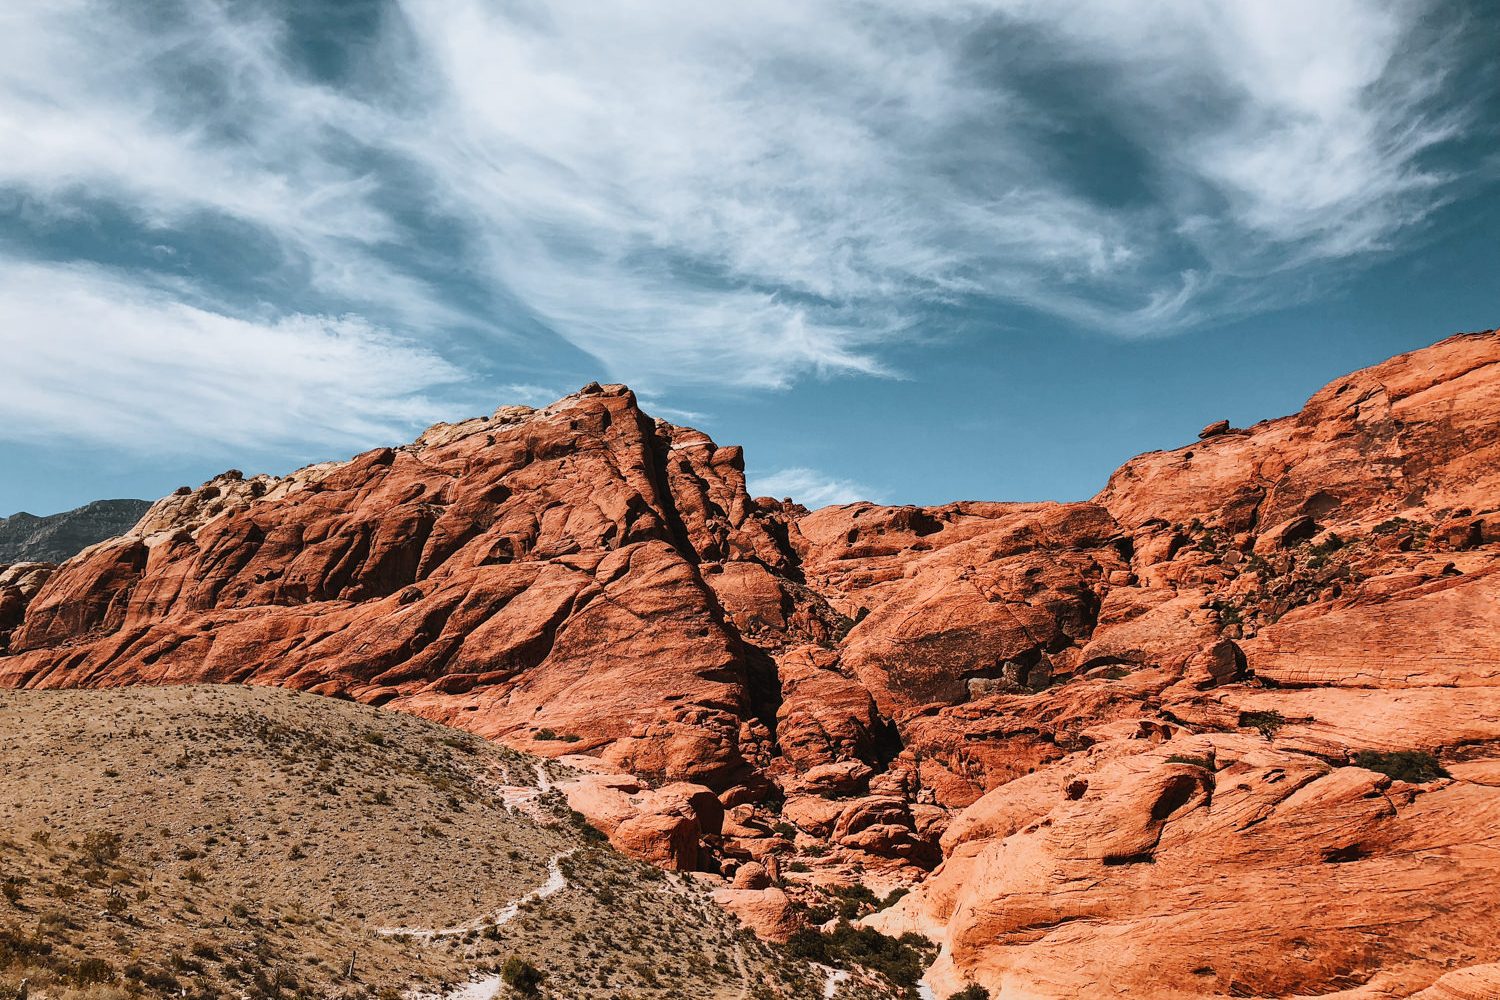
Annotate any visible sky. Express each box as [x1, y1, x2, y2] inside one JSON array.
[[1, 0, 1497, 516]]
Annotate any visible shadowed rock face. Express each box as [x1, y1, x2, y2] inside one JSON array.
[[4, 333, 1500, 998], [0, 498, 150, 563]]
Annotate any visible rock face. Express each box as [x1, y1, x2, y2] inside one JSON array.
[[0, 498, 150, 564], [4, 333, 1500, 998]]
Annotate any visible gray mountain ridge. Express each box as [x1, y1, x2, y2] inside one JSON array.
[[0, 498, 151, 564]]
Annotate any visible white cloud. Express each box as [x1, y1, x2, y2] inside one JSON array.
[[750, 467, 877, 508], [0, 0, 1482, 440], [383, 0, 1472, 358], [0, 256, 462, 451], [989, 0, 1467, 273], [0, 1, 458, 331], [496, 383, 564, 407]]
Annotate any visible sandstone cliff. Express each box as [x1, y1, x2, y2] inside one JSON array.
[[3, 332, 1498, 998]]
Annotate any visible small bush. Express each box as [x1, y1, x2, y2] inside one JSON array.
[[785, 921, 936, 990], [82, 831, 122, 865], [74, 956, 116, 984], [949, 987, 991, 1000], [500, 956, 544, 994], [1352, 750, 1448, 783], [1239, 710, 1284, 739], [1310, 533, 1344, 555], [829, 883, 878, 920], [1166, 755, 1214, 770], [1212, 601, 1242, 626], [568, 810, 608, 843]]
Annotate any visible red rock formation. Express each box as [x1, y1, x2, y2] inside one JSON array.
[[0, 562, 53, 646], [4, 331, 1500, 998], [1, 385, 785, 793]]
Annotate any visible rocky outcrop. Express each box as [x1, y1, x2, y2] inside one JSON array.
[[0, 562, 54, 651], [869, 733, 1500, 998], [0, 498, 150, 564], [712, 886, 803, 942], [4, 332, 1500, 998], [0, 385, 786, 793]]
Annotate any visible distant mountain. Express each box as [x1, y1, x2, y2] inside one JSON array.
[[0, 498, 150, 563]]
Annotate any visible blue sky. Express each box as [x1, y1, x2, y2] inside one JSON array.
[[1, 0, 1497, 515]]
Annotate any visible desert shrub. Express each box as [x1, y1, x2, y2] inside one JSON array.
[[0, 922, 53, 965], [81, 831, 122, 865], [1309, 533, 1344, 554], [534, 728, 560, 741], [1239, 710, 1284, 739], [1166, 755, 1214, 770], [139, 967, 182, 991], [949, 987, 991, 1000], [74, 956, 116, 984], [1351, 750, 1448, 783], [568, 810, 608, 843], [500, 956, 544, 994], [440, 734, 478, 755], [786, 921, 935, 990], [829, 883, 878, 919], [1211, 600, 1242, 626]]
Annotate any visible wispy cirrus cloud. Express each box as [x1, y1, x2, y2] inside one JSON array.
[[387, 0, 1478, 351], [0, 0, 1487, 453], [0, 256, 461, 451], [750, 467, 879, 508]]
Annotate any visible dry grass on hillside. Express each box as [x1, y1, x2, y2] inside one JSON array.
[[0, 686, 892, 1000]]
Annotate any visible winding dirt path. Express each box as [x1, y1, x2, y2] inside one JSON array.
[[819, 964, 851, 998], [377, 849, 573, 941]]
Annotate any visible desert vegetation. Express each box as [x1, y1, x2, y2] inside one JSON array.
[[0, 686, 893, 999]]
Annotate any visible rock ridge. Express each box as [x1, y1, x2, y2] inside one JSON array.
[[3, 330, 1499, 998]]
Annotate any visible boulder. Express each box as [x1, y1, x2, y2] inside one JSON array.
[[1198, 419, 1231, 438], [711, 887, 803, 942]]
